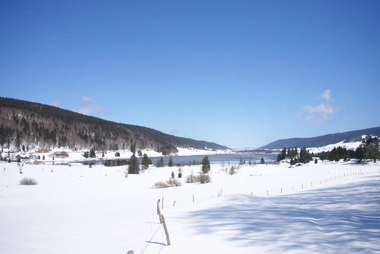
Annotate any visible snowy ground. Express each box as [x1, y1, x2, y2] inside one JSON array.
[[0, 160, 379, 254]]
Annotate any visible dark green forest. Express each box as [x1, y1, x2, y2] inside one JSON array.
[[0, 97, 229, 154]]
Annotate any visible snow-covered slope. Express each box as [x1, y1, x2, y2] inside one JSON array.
[[307, 140, 363, 153], [1, 160, 379, 253]]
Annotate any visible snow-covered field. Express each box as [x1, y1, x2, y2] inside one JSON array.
[[1, 160, 379, 254]]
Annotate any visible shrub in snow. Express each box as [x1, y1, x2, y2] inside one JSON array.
[[199, 174, 211, 184], [153, 181, 169, 188], [229, 166, 236, 175], [19, 177, 38, 185], [171, 171, 175, 178], [153, 179, 182, 189], [166, 178, 182, 187], [186, 173, 198, 183]]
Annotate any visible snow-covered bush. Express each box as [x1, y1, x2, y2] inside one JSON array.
[[19, 177, 38, 185]]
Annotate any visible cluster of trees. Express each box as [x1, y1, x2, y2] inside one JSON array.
[[126, 154, 212, 175], [104, 159, 129, 167], [277, 137, 380, 165], [239, 157, 254, 165], [277, 147, 312, 165], [315, 137, 379, 163], [83, 147, 96, 158], [277, 147, 299, 162]]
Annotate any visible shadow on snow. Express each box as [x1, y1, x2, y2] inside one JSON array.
[[184, 175, 380, 253]]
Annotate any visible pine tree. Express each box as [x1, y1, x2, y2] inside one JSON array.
[[168, 156, 174, 167], [260, 157, 265, 164], [156, 157, 165, 167], [364, 137, 380, 162], [281, 148, 286, 160], [130, 142, 136, 154], [90, 147, 96, 158], [202, 156, 211, 173], [277, 154, 282, 163], [178, 168, 182, 178], [142, 153, 150, 169], [128, 154, 140, 174]]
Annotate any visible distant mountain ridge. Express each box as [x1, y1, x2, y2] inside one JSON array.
[[0, 97, 229, 154], [260, 127, 380, 150]]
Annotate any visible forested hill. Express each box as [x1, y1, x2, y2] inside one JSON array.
[[260, 127, 380, 150], [0, 97, 229, 154]]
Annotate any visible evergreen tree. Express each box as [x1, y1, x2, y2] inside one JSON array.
[[168, 156, 174, 167], [202, 156, 211, 173], [277, 154, 282, 163], [299, 147, 312, 163], [364, 137, 380, 162], [171, 171, 175, 178], [281, 148, 286, 160], [90, 147, 96, 158], [138, 150, 142, 157], [15, 129, 21, 150], [260, 157, 265, 164], [130, 142, 136, 154], [128, 154, 140, 174], [178, 168, 182, 178], [156, 157, 165, 167], [142, 153, 150, 169]]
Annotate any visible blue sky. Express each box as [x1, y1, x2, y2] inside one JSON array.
[[1, 1, 380, 149]]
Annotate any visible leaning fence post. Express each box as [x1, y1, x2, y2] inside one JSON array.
[[157, 199, 161, 215], [157, 199, 171, 246]]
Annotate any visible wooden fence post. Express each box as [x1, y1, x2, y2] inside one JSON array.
[[157, 199, 171, 246], [157, 199, 161, 215]]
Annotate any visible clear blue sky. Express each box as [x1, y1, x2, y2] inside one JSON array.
[[1, 0, 380, 149]]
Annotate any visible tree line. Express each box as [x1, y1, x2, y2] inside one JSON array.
[[276, 137, 380, 164]]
